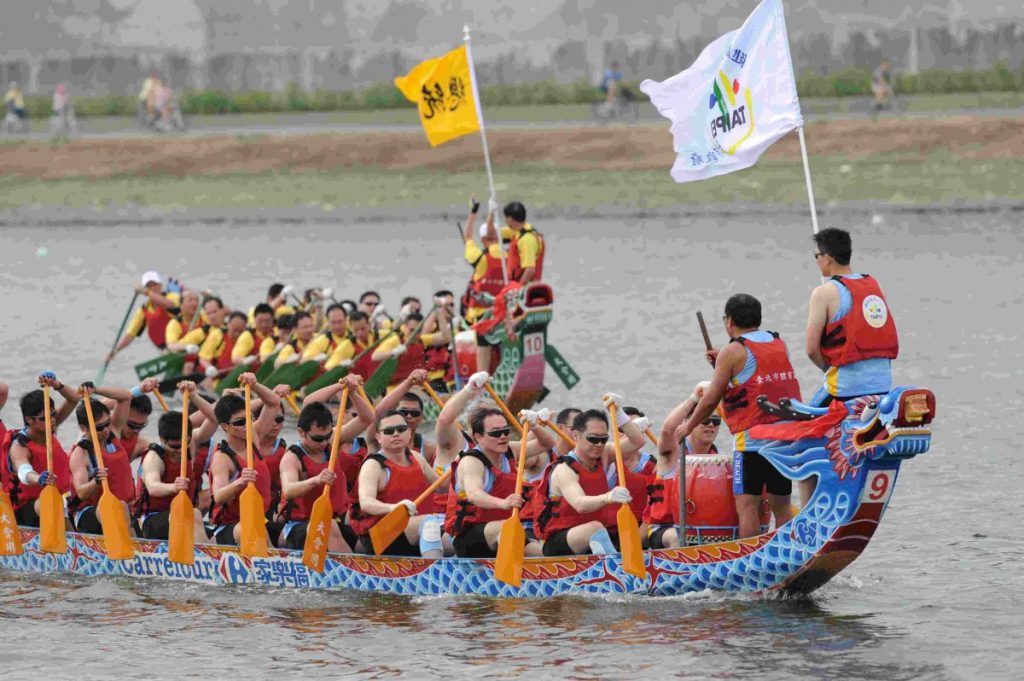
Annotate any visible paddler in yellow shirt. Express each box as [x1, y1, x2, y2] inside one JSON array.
[[371, 308, 452, 391], [165, 290, 208, 375], [232, 303, 277, 365], [323, 311, 376, 372], [302, 303, 349, 364], [274, 311, 317, 368], [247, 283, 296, 325]]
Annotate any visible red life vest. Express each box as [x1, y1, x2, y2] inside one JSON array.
[[348, 450, 430, 535], [132, 444, 198, 517], [429, 462, 451, 516], [508, 224, 545, 282], [143, 300, 174, 348], [473, 281, 522, 337], [337, 437, 367, 495], [120, 430, 141, 459], [2, 428, 73, 511], [423, 343, 452, 380], [519, 466, 546, 524], [472, 248, 506, 298], [609, 452, 657, 520], [215, 330, 239, 371], [442, 449, 517, 536], [209, 441, 272, 526], [262, 437, 287, 496], [821, 275, 899, 367], [277, 444, 350, 522], [532, 454, 614, 540], [389, 338, 427, 385], [349, 335, 380, 381], [721, 332, 802, 435], [69, 436, 135, 509], [193, 441, 211, 484]]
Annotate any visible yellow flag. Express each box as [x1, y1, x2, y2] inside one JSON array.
[[394, 45, 480, 147]]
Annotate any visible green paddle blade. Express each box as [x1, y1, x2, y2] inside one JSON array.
[[303, 365, 349, 394], [135, 353, 185, 382], [363, 357, 398, 398], [254, 350, 282, 383]]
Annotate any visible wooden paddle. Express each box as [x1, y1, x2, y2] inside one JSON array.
[[302, 388, 349, 572], [167, 389, 195, 565], [82, 395, 135, 560], [284, 392, 301, 417], [422, 383, 471, 435], [153, 391, 170, 413], [540, 418, 575, 449], [607, 402, 645, 579], [0, 486, 22, 556], [96, 291, 141, 385], [239, 384, 268, 557], [483, 382, 523, 436], [494, 421, 531, 587], [370, 468, 451, 555], [696, 311, 713, 351], [38, 385, 66, 554]]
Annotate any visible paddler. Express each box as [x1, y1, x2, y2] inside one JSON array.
[[105, 377, 158, 465], [422, 290, 457, 390], [301, 303, 349, 364], [67, 382, 137, 536], [602, 402, 655, 538], [442, 375, 556, 558], [358, 291, 392, 333], [132, 381, 216, 541], [3, 373, 78, 527], [532, 408, 631, 557], [106, 271, 182, 361], [198, 307, 245, 378], [461, 195, 506, 325], [370, 308, 452, 390], [348, 409, 443, 557], [164, 289, 208, 376], [232, 303, 277, 365], [323, 311, 377, 374], [274, 310, 317, 368], [503, 200, 545, 284], [247, 283, 295, 324], [365, 369, 434, 461], [207, 372, 283, 546], [677, 294, 801, 539], [804, 227, 899, 504], [301, 374, 375, 496]]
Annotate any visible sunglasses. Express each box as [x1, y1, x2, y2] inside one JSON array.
[[308, 432, 333, 443], [227, 418, 247, 427], [484, 427, 512, 439], [380, 424, 410, 436], [398, 409, 422, 418], [702, 416, 722, 426], [94, 420, 112, 431], [163, 439, 189, 449], [814, 252, 826, 259], [584, 434, 610, 445], [125, 419, 148, 431], [362, 300, 380, 307], [274, 415, 285, 424]]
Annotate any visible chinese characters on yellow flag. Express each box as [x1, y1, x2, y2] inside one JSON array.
[[394, 45, 480, 147]]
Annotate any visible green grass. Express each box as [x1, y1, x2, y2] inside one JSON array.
[[0, 151, 1017, 213]]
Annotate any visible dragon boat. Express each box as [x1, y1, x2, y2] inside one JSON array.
[[0, 386, 934, 598], [131, 283, 578, 419]]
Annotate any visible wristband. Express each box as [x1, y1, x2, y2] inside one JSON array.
[[17, 463, 35, 485], [131, 385, 143, 398]]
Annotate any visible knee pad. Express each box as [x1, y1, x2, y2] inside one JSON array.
[[419, 518, 442, 555], [588, 527, 615, 555]]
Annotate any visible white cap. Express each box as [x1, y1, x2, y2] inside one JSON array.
[[141, 271, 161, 286], [479, 224, 493, 240]]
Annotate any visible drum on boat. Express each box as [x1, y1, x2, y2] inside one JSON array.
[[684, 452, 770, 545]]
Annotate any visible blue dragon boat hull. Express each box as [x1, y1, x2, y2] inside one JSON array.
[[0, 387, 934, 598]]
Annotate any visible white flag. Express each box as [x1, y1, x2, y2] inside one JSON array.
[[640, 0, 803, 183]]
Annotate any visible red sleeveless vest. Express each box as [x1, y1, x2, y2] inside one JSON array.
[[70, 435, 135, 508], [2, 429, 73, 511], [349, 450, 430, 535], [209, 441, 272, 526], [278, 444, 350, 522], [721, 332, 802, 435], [442, 449, 517, 536], [821, 275, 899, 366], [143, 301, 173, 348], [132, 444, 198, 516], [532, 454, 614, 540]]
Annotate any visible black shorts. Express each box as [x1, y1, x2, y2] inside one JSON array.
[[542, 528, 575, 557], [733, 451, 791, 497], [476, 332, 498, 348], [281, 520, 354, 551], [358, 532, 419, 557], [648, 525, 675, 550], [453, 524, 495, 558], [213, 521, 285, 547], [72, 506, 102, 535], [14, 503, 40, 527], [141, 511, 172, 540]]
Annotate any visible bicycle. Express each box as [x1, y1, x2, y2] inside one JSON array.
[[590, 90, 639, 125]]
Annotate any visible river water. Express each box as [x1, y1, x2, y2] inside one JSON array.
[[0, 210, 1020, 679]]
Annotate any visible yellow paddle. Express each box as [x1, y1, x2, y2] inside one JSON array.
[[494, 421, 531, 587], [422, 383, 470, 434], [167, 389, 194, 565], [38, 385, 66, 554], [540, 418, 575, 449], [284, 392, 301, 417], [154, 391, 170, 413], [483, 383, 523, 436], [82, 395, 134, 560], [607, 402, 645, 579], [0, 487, 21, 555], [302, 387, 349, 572], [370, 468, 451, 555], [239, 384, 268, 557], [644, 428, 659, 447]]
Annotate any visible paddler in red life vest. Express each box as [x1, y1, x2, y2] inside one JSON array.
[[101, 377, 158, 465], [208, 372, 283, 546], [277, 401, 366, 553], [349, 409, 444, 557], [422, 290, 457, 390], [301, 374, 376, 496], [233, 303, 277, 366], [68, 382, 138, 536], [804, 228, 899, 503], [366, 369, 435, 462], [440, 375, 557, 558], [3, 373, 78, 527], [552, 408, 582, 458], [532, 408, 631, 557], [503, 200, 545, 284], [678, 294, 801, 539], [646, 382, 720, 549], [371, 309, 453, 392], [134, 381, 217, 542], [274, 310, 317, 368], [106, 271, 183, 361]]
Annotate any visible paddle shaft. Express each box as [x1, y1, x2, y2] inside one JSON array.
[[540, 419, 574, 448], [154, 391, 170, 412], [678, 440, 687, 549], [324, 388, 350, 489], [81, 395, 112, 494], [180, 390, 190, 478], [512, 422, 531, 497], [244, 385, 254, 469], [285, 392, 301, 417], [42, 386, 54, 473], [607, 404, 628, 493], [414, 468, 452, 509], [98, 291, 141, 384], [483, 383, 523, 436], [696, 311, 713, 351]]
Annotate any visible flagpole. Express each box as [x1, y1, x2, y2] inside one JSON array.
[[797, 128, 819, 235], [464, 24, 509, 285]]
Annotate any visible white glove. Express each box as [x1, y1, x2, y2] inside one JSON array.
[[468, 371, 489, 389], [519, 409, 540, 425], [603, 393, 629, 426], [372, 303, 386, 318], [185, 344, 200, 355], [691, 380, 711, 402], [397, 499, 417, 515], [339, 359, 354, 369], [608, 486, 632, 504], [488, 197, 499, 215], [391, 344, 407, 358], [283, 353, 300, 365], [282, 285, 294, 296], [632, 415, 652, 431], [602, 393, 624, 408], [313, 353, 328, 363], [322, 287, 333, 299], [204, 365, 219, 378], [242, 355, 258, 366], [399, 303, 415, 319], [536, 407, 552, 422]]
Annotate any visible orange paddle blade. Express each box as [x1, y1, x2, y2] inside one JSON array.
[[616, 504, 646, 579], [301, 487, 333, 572], [98, 490, 135, 560], [239, 483, 268, 557], [0, 491, 23, 556], [493, 509, 525, 587], [167, 490, 195, 565], [38, 485, 67, 554], [369, 503, 411, 555]]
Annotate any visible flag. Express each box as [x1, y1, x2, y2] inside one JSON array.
[[395, 45, 481, 147], [639, 0, 803, 183]]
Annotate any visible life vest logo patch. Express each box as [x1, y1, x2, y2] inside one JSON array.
[[862, 295, 888, 328]]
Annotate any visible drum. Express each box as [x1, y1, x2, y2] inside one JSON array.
[[454, 330, 500, 380], [684, 453, 770, 545]]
